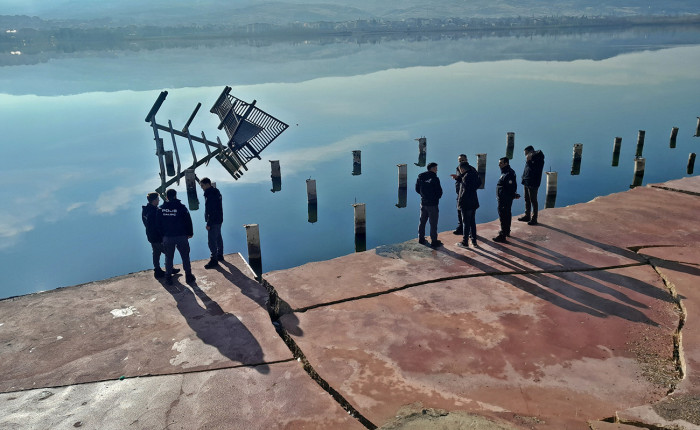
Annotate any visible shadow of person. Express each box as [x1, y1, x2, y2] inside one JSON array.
[[217, 260, 304, 337], [162, 279, 270, 374]]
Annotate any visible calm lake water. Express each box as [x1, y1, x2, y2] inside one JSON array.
[[1, 27, 700, 299]]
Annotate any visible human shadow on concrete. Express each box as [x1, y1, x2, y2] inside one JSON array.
[[162, 277, 270, 374], [439, 234, 660, 325], [217, 260, 303, 337]]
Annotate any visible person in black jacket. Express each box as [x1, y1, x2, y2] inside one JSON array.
[[452, 154, 468, 235], [157, 188, 195, 285], [518, 145, 545, 225], [415, 162, 443, 248], [142, 192, 178, 279], [453, 160, 481, 248], [199, 177, 224, 269], [493, 157, 520, 243]]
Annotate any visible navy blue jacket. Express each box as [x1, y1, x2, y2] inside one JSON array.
[[204, 186, 224, 226], [415, 170, 443, 206], [522, 150, 545, 188], [457, 164, 481, 210], [497, 165, 518, 201], [141, 203, 162, 244], [157, 198, 193, 237]]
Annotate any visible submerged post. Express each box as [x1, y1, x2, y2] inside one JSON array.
[[352, 150, 361, 176], [353, 203, 366, 252], [184, 169, 199, 211], [635, 130, 645, 157], [670, 127, 679, 149], [396, 187, 407, 208], [307, 202, 317, 224], [506, 132, 515, 159], [306, 178, 317, 204], [244, 224, 262, 277], [695, 117, 700, 137], [545, 171, 558, 208], [688, 153, 696, 175], [476, 153, 487, 189], [397, 164, 408, 189], [631, 156, 645, 188], [571, 143, 583, 175], [415, 137, 427, 167], [612, 137, 622, 167], [270, 160, 281, 192]]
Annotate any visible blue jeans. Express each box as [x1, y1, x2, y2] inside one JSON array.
[[207, 223, 224, 259], [163, 236, 191, 275], [460, 209, 477, 242], [418, 204, 439, 242]]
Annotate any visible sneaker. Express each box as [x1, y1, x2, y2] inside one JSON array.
[[430, 240, 443, 248], [154, 268, 165, 279], [185, 273, 196, 283], [452, 228, 463, 235], [418, 238, 428, 245], [527, 219, 538, 226], [493, 235, 507, 243], [204, 258, 219, 269], [517, 215, 530, 222], [456, 241, 469, 249]]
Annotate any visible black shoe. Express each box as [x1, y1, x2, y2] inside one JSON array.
[[471, 238, 478, 247], [204, 258, 219, 269], [430, 240, 443, 248], [185, 273, 196, 283], [452, 228, 463, 235], [527, 219, 538, 226], [154, 268, 165, 279], [165, 275, 173, 286], [172, 268, 181, 274], [456, 241, 469, 249], [517, 215, 530, 222], [217, 255, 224, 261], [418, 238, 428, 245], [493, 235, 507, 243]]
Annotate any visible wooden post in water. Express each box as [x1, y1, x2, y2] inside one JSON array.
[[506, 132, 515, 159], [270, 160, 281, 192], [612, 137, 622, 167], [353, 203, 366, 252], [476, 153, 487, 189], [688, 153, 696, 175], [670, 127, 679, 149], [184, 169, 199, 211], [397, 164, 408, 189], [244, 224, 262, 277], [571, 143, 583, 175], [635, 130, 645, 157], [545, 171, 557, 208], [306, 178, 317, 203], [352, 150, 361, 176], [631, 156, 645, 188]]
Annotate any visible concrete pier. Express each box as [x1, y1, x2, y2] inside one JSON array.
[[2, 177, 700, 430]]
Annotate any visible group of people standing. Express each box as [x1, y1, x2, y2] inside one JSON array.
[[415, 146, 545, 248], [141, 177, 225, 285]]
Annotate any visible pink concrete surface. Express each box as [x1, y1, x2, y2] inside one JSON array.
[[0, 254, 291, 393], [0, 362, 364, 430]]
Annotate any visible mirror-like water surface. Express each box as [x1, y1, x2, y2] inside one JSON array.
[[1, 30, 699, 299]]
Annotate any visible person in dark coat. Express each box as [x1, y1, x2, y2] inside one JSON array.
[[518, 145, 545, 225], [157, 188, 195, 285], [454, 160, 481, 248], [452, 154, 468, 235], [142, 192, 178, 279], [199, 177, 224, 269], [415, 162, 443, 248], [493, 157, 520, 243]]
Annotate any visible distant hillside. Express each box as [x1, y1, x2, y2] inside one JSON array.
[[1, 0, 699, 26]]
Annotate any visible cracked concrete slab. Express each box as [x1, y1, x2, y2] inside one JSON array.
[[0, 361, 365, 430], [0, 254, 292, 393]]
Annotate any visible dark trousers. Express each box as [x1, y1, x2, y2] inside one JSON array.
[[207, 223, 224, 259], [523, 185, 539, 220], [456, 198, 463, 228], [150, 242, 164, 270], [497, 198, 513, 236], [163, 235, 191, 276], [460, 208, 477, 242], [419, 204, 439, 242]]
